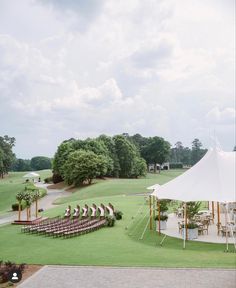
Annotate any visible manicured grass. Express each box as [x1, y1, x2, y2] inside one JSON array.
[[54, 170, 185, 204], [0, 170, 52, 214], [0, 169, 235, 268], [0, 195, 235, 268]]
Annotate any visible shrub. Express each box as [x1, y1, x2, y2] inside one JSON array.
[[154, 214, 168, 221], [169, 163, 183, 169], [114, 210, 123, 220], [52, 173, 63, 184], [12, 202, 26, 211], [0, 260, 26, 284], [182, 222, 198, 229], [106, 215, 116, 227], [38, 188, 47, 198], [44, 177, 53, 184]]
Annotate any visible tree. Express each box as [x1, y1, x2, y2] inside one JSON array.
[[11, 159, 31, 171], [30, 156, 52, 171], [191, 139, 207, 165], [0, 135, 16, 178], [98, 135, 120, 177], [63, 150, 109, 185], [113, 135, 138, 178], [131, 157, 147, 178], [142, 137, 171, 173], [53, 141, 75, 178]]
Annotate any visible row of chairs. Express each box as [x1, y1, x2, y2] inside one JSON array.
[[64, 203, 114, 219], [22, 217, 107, 238]]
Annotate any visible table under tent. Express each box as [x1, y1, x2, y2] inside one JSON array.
[[147, 147, 236, 251]]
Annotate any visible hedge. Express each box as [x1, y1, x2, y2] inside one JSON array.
[[169, 163, 183, 169], [12, 201, 27, 211]]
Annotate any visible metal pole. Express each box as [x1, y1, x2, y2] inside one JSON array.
[[224, 203, 229, 252], [217, 202, 220, 235], [149, 195, 153, 230], [183, 202, 187, 249], [158, 200, 161, 235], [212, 201, 215, 222]]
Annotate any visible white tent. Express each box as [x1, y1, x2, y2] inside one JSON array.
[[151, 148, 236, 203], [23, 172, 40, 178]]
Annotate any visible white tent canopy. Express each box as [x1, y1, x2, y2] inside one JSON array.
[[151, 148, 236, 202], [23, 172, 40, 178]]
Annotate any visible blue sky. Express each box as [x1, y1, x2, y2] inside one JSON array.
[[0, 0, 235, 158]]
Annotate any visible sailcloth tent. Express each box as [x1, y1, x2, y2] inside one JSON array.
[[151, 148, 236, 203]]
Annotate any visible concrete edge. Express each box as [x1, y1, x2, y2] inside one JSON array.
[[35, 265, 236, 271], [17, 266, 47, 287]]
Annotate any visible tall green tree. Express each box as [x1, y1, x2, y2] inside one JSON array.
[[63, 150, 109, 185], [142, 137, 171, 172], [113, 135, 147, 178], [191, 138, 207, 165], [11, 159, 31, 171], [98, 135, 120, 177], [53, 141, 75, 177], [0, 135, 16, 178], [30, 156, 52, 171]]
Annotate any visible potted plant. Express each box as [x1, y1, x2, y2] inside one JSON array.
[[155, 200, 170, 230], [154, 214, 168, 230], [182, 201, 201, 240]]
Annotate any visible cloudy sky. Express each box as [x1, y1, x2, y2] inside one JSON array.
[[0, 0, 235, 158]]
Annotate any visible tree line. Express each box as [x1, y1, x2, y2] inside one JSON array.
[[11, 156, 52, 172], [0, 133, 214, 182], [53, 134, 209, 186]]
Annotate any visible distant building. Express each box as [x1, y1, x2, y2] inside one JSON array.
[[148, 162, 169, 172]]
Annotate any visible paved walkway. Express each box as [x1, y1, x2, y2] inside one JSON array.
[[18, 266, 236, 288], [0, 183, 70, 225]]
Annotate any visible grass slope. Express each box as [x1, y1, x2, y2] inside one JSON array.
[[0, 170, 52, 214], [54, 170, 185, 204]]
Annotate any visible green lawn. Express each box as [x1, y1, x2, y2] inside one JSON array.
[[54, 170, 185, 204], [0, 195, 235, 267], [0, 170, 235, 268], [0, 170, 52, 214]]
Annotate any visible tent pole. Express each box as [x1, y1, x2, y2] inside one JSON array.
[[149, 195, 153, 230], [185, 202, 188, 242], [158, 199, 161, 235], [212, 201, 215, 223], [183, 202, 187, 249], [224, 203, 229, 252], [217, 202, 220, 235], [152, 195, 155, 231]]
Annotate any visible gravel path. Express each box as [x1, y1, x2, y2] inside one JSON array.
[[0, 183, 70, 225], [18, 266, 236, 288]]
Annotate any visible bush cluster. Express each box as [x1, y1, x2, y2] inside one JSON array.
[[0, 260, 25, 284]]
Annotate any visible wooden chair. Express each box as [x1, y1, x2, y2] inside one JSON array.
[[81, 204, 89, 219], [64, 205, 71, 218], [73, 205, 80, 219]]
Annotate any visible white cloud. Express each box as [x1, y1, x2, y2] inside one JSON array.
[[0, 0, 235, 157], [206, 107, 236, 125]]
